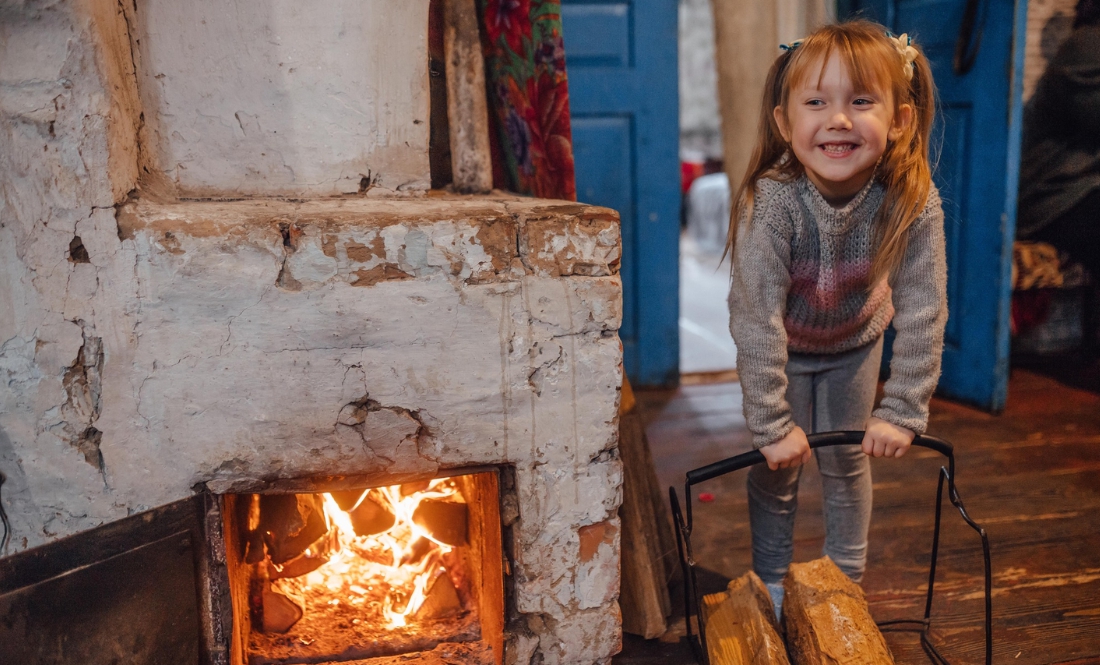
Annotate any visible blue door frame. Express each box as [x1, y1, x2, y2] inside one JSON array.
[[842, 0, 1029, 411], [562, 0, 681, 387]]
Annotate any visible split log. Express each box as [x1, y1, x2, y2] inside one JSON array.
[[330, 488, 368, 511], [702, 572, 789, 665], [401, 480, 433, 496], [443, 0, 493, 193], [349, 492, 396, 537], [400, 537, 435, 566], [238, 494, 267, 564], [413, 499, 468, 546], [261, 586, 303, 634], [618, 374, 672, 638], [268, 528, 338, 579], [784, 557, 894, 665], [417, 573, 464, 620], [259, 494, 329, 564]]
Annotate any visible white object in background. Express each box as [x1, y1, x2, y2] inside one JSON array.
[[685, 172, 731, 256], [680, 234, 738, 374]]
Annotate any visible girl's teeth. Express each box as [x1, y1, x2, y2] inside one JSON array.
[[822, 144, 853, 154]]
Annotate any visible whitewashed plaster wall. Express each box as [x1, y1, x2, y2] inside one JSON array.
[[1, 0, 143, 551], [1, 3, 626, 660], [0, 0, 435, 554], [130, 0, 431, 197]]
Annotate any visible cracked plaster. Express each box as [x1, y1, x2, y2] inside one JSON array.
[[0, 3, 626, 662]]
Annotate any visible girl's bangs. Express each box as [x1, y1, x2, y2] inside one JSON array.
[[785, 29, 900, 99]]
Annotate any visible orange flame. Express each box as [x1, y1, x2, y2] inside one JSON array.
[[271, 479, 459, 629]]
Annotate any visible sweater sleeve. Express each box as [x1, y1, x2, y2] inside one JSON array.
[[728, 187, 797, 449], [872, 187, 948, 435]]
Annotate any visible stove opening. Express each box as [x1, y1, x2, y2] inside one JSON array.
[[220, 470, 503, 664]]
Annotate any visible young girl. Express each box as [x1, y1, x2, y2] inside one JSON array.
[[726, 20, 947, 611]]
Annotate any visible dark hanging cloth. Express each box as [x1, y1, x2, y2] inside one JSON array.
[[1017, 25, 1100, 241], [477, 0, 577, 201]]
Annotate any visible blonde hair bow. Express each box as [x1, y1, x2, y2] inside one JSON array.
[[889, 33, 919, 81]]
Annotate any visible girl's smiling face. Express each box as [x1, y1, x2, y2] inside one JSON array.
[[775, 53, 912, 207]]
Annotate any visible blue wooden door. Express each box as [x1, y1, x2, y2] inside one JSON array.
[[842, 0, 1028, 411], [561, 0, 681, 386]]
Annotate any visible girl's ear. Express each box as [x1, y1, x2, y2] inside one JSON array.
[[888, 103, 913, 142], [773, 106, 791, 143]]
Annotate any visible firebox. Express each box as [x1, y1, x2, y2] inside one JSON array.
[[219, 470, 504, 665]]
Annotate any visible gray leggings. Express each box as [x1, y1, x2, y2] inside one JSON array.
[[747, 335, 883, 584]]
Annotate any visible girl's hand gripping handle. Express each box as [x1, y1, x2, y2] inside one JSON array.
[[759, 426, 812, 470], [861, 416, 915, 458]]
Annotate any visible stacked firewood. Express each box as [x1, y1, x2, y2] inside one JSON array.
[[703, 557, 894, 665]]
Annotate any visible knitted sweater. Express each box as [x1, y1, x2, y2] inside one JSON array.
[[728, 175, 948, 448]]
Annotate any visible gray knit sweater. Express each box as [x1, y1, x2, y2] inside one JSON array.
[[728, 175, 948, 448]]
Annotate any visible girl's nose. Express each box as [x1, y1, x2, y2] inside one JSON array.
[[828, 112, 853, 130]]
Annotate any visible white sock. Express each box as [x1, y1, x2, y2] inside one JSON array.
[[765, 581, 784, 621]]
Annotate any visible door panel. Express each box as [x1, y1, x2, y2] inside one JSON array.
[[572, 116, 637, 344], [560, 3, 633, 67], [0, 498, 208, 665], [939, 102, 971, 350], [562, 0, 681, 386], [845, 0, 1028, 410]]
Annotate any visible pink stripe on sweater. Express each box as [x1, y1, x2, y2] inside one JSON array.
[[785, 281, 893, 349], [789, 259, 875, 310]]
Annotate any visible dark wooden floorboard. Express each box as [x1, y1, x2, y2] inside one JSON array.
[[615, 366, 1100, 665]]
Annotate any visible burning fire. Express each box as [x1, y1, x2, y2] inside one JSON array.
[[269, 479, 461, 629]]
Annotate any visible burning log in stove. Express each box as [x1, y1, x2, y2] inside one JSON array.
[[413, 498, 468, 547], [232, 477, 478, 657], [218, 471, 504, 665], [260, 585, 304, 634]]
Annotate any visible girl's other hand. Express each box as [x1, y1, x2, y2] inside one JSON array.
[[862, 416, 915, 458], [760, 426, 812, 471]]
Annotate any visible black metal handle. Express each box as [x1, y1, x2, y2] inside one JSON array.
[[686, 431, 954, 487]]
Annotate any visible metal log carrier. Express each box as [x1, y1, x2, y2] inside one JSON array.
[[669, 431, 992, 665]]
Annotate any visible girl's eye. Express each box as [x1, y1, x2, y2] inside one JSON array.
[[806, 99, 825, 106], [853, 98, 874, 106]]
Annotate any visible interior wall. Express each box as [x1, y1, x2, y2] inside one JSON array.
[[679, 0, 723, 161], [709, 0, 833, 190], [0, 0, 143, 552], [128, 0, 431, 198]]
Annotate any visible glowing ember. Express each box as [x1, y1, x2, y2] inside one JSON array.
[[270, 479, 462, 629]]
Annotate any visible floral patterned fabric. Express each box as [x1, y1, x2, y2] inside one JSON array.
[[478, 0, 576, 201]]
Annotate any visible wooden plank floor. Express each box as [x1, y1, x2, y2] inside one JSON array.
[[615, 361, 1100, 664]]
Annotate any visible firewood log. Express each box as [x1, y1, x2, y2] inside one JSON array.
[[702, 572, 789, 665], [401, 480, 432, 496], [783, 557, 894, 665], [349, 492, 396, 537], [330, 488, 368, 511], [413, 499, 468, 546], [261, 585, 303, 634], [619, 407, 671, 638], [260, 494, 328, 564], [417, 573, 463, 620], [443, 0, 493, 193]]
